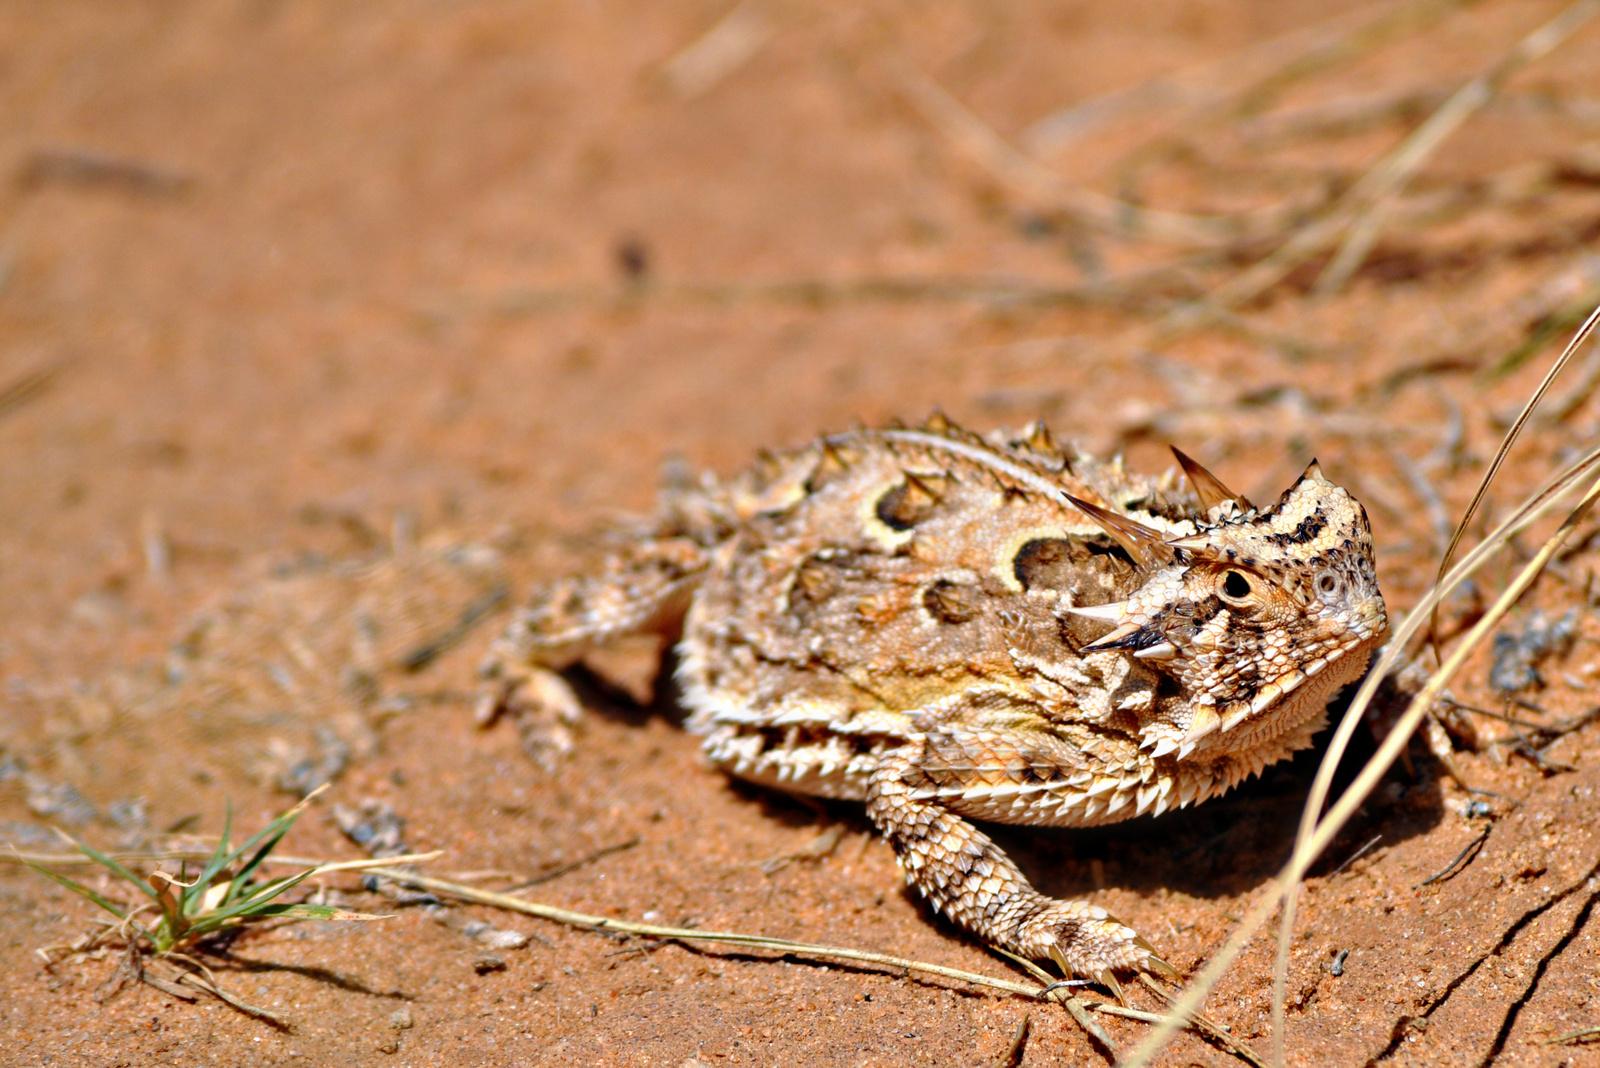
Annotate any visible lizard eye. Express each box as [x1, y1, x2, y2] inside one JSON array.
[[1219, 570, 1253, 604], [1314, 569, 1343, 600]]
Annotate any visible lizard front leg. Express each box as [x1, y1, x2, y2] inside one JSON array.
[[477, 536, 708, 769], [865, 729, 1179, 997]]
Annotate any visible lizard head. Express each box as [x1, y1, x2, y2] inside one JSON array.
[[1065, 455, 1388, 761]]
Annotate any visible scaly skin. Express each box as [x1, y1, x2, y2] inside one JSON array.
[[479, 417, 1388, 992]]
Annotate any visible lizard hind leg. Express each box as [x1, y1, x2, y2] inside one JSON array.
[[864, 736, 1179, 996], [476, 536, 710, 770]]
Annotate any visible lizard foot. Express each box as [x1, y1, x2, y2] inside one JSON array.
[[1014, 902, 1180, 1003]]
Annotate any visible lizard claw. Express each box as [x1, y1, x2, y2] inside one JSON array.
[[1132, 934, 1183, 981], [1142, 953, 1181, 982], [1096, 968, 1127, 1005], [1025, 907, 1180, 1002]]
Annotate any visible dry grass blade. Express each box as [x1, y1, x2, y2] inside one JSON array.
[[1431, 302, 1600, 648], [359, 867, 1050, 999], [989, 946, 1118, 1054], [887, 59, 1280, 249], [992, 1012, 1029, 1068], [20, 787, 411, 1026], [658, 0, 774, 100], [1547, 1024, 1600, 1045], [1313, 0, 1600, 294], [1121, 399, 1600, 1065], [1, 849, 442, 871], [1197, 0, 1600, 313], [1021, 0, 1465, 158], [171, 965, 288, 1026], [364, 868, 1262, 1059], [0, 359, 63, 422], [1262, 305, 1600, 1065], [1139, 973, 1267, 1068]]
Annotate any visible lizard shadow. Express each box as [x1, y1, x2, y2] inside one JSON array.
[[572, 657, 1449, 904], [998, 698, 1451, 907]]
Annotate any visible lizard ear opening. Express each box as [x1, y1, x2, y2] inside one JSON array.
[[1064, 494, 1169, 569], [1170, 447, 1253, 512]]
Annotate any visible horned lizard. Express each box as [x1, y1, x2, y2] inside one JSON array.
[[477, 416, 1388, 997]]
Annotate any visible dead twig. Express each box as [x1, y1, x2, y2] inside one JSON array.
[[1415, 824, 1492, 888], [361, 867, 1056, 998], [887, 59, 1292, 249], [992, 1012, 1030, 1068], [760, 824, 846, 874], [1022, 0, 1461, 158], [1314, 0, 1600, 295], [364, 866, 1242, 1059], [1184, 0, 1600, 316], [1138, 974, 1267, 1068], [1327, 834, 1383, 878], [503, 837, 641, 891], [467, 275, 1147, 320], [18, 148, 194, 197], [658, 0, 775, 100], [397, 585, 509, 672], [0, 359, 62, 422], [1547, 1024, 1600, 1045]]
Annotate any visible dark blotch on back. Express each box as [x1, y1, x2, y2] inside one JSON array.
[[924, 579, 980, 624], [876, 478, 940, 531], [1013, 536, 1131, 590]]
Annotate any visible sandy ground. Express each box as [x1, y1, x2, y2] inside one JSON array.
[[6, 1, 1600, 1065]]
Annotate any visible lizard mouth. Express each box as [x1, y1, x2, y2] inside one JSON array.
[[1143, 609, 1387, 760]]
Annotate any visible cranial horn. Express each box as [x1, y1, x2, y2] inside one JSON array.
[[1063, 601, 1126, 622], [1170, 447, 1252, 511], [1064, 494, 1168, 568], [1271, 458, 1329, 508]]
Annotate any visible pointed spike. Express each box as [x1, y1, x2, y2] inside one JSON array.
[[1133, 641, 1178, 661], [1135, 784, 1159, 815], [811, 440, 854, 485], [1082, 621, 1144, 652], [1220, 707, 1251, 732], [1049, 944, 1074, 978], [1065, 494, 1167, 568], [1300, 458, 1326, 483], [1023, 421, 1057, 454], [1165, 532, 1212, 551], [902, 470, 945, 505], [1184, 705, 1222, 744], [1096, 969, 1127, 1005], [1171, 446, 1252, 511], [1064, 601, 1127, 622], [1149, 737, 1179, 759], [922, 408, 952, 433]]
